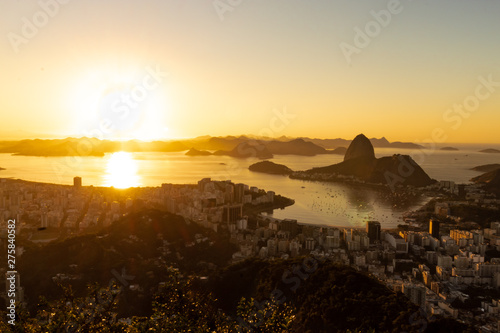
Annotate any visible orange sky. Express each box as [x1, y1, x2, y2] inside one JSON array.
[[1, 0, 499, 143]]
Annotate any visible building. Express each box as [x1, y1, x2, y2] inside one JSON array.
[[234, 183, 245, 203], [458, 184, 466, 199], [305, 238, 315, 251], [73, 177, 82, 188], [198, 178, 211, 193], [429, 219, 440, 238], [281, 219, 299, 237], [223, 204, 243, 224], [385, 233, 408, 253], [366, 221, 381, 244], [403, 284, 426, 307]]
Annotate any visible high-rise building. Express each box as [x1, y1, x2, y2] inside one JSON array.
[[366, 221, 381, 244], [281, 219, 299, 237], [234, 183, 245, 203], [198, 178, 211, 193], [429, 219, 440, 238], [223, 204, 243, 224], [403, 284, 426, 307], [73, 177, 82, 188], [457, 184, 466, 199]]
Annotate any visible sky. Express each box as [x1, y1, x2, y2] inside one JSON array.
[[1, 0, 499, 143]]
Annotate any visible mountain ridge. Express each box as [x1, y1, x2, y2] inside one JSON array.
[[0, 135, 428, 157]]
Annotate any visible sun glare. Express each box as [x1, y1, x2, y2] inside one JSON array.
[[69, 65, 170, 141], [103, 152, 141, 188]]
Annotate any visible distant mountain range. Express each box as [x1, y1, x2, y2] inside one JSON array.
[[298, 136, 424, 150], [0, 136, 426, 157]]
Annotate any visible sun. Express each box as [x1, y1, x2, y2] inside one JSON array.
[[103, 152, 141, 188], [69, 65, 170, 141]]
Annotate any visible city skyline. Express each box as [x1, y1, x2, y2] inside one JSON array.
[[1, 0, 500, 143]]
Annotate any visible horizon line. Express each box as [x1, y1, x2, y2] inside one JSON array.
[[0, 135, 499, 146]]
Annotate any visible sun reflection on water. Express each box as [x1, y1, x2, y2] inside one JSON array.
[[103, 152, 141, 188]]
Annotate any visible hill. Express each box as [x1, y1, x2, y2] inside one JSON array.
[[329, 146, 347, 155], [185, 148, 212, 156], [17, 209, 237, 317], [440, 146, 459, 151], [265, 138, 328, 156], [470, 164, 500, 173], [0, 135, 426, 157], [471, 169, 500, 195], [213, 141, 274, 159], [479, 148, 500, 154], [301, 134, 434, 188], [344, 133, 375, 161], [249, 160, 293, 175], [308, 137, 424, 149]]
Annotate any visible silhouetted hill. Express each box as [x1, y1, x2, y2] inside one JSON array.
[[329, 146, 347, 155], [344, 134, 375, 161], [308, 137, 424, 150], [387, 141, 424, 149], [266, 138, 328, 156], [18, 209, 237, 317], [249, 161, 293, 175], [0, 138, 106, 157], [471, 164, 500, 173], [369, 136, 391, 147], [213, 141, 273, 159], [307, 156, 377, 179], [302, 134, 434, 187], [479, 148, 500, 154], [0, 138, 190, 156], [440, 146, 459, 151], [185, 148, 212, 156], [203, 136, 249, 151], [471, 169, 500, 195], [370, 154, 434, 187]]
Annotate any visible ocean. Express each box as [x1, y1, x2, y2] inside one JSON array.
[[0, 143, 499, 229]]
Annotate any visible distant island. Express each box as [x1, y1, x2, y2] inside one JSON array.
[[0, 167, 5, 171], [440, 147, 459, 151], [479, 148, 500, 154], [249, 160, 293, 175], [470, 164, 500, 173], [0, 135, 427, 157], [185, 148, 212, 156]]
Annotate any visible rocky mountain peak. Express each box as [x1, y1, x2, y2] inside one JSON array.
[[344, 134, 375, 161]]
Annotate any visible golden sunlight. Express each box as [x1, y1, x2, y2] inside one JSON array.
[[103, 152, 141, 188], [68, 65, 170, 141]]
